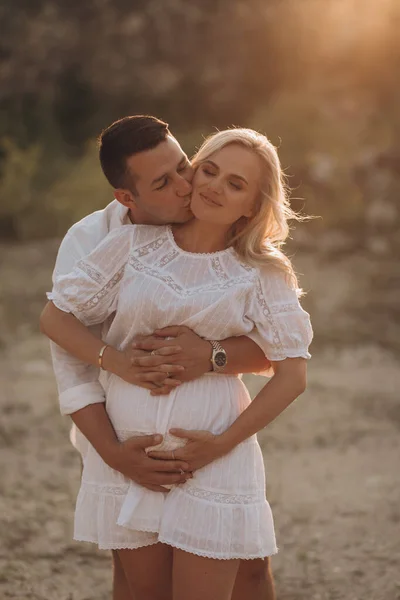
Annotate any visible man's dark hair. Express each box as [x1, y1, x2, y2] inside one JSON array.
[[98, 115, 170, 191]]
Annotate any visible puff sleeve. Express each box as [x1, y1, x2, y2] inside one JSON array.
[[51, 225, 134, 326], [246, 267, 313, 374]]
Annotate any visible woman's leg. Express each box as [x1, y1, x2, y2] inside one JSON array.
[[172, 548, 239, 600], [112, 550, 135, 600], [232, 557, 275, 600], [117, 543, 173, 600]]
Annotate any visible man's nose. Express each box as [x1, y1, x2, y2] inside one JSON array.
[[176, 177, 192, 197]]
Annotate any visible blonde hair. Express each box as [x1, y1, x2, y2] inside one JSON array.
[[192, 128, 303, 290]]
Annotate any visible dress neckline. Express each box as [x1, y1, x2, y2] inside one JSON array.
[[167, 225, 235, 258]]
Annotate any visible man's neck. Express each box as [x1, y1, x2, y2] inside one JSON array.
[[127, 209, 135, 224], [128, 205, 166, 226]]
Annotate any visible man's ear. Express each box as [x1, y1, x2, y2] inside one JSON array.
[[114, 189, 136, 209]]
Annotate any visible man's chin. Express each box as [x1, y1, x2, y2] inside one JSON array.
[[172, 211, 194, 224]]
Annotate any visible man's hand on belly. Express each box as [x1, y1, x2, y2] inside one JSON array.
[[106, 434, 193, 492], [132, 326, 212, 388]]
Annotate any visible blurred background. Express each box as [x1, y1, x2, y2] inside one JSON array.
[[0, 1, 399, 599]]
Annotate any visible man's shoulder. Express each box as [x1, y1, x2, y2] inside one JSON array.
[[66, 200, 121, 240], [53, 200, 126, 274]]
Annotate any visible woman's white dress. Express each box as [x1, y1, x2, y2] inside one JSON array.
[[52, 224, 313, 559]]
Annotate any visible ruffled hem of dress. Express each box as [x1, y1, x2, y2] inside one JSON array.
[[74, 477, 277, 558], [157, 485, 277, 559], [74, 534, 159, 551], [74, 483, 160, 549], [158, 536, 278, 560]]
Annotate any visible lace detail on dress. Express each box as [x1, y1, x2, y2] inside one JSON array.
[[76, 266, 126, 312], [211, 257, 229, 282], [238, 261, 254, 273], [129, 256, 184, 293], [81, 481, 130, 495], [77, 261, 104, 284], [134, 234, 168, 258], [128, 255, 253, 297], [183, 485, 260, 505], [155, 249, 179, 268], [270, 302, 301, 314], [255, 278, 285, 355]]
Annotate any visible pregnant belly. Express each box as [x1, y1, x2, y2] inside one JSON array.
[[105, 373, 251, 440]]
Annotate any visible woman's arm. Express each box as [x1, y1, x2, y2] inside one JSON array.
[[217, 357, 306, 451]]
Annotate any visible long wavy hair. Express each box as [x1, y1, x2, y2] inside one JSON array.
[[192, 128, 304, 290]]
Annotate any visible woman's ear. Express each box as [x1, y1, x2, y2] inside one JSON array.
[[231, 215, 250, 238], [245, 195, 261, 219], [242, 207, 254, 218], [114, 189, 136, 209]]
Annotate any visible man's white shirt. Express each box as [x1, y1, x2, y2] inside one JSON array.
[[48, 200, 130, 449]]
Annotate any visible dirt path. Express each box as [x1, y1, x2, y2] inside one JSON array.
[[1, 337, 398, 600], [0, 241, 399, 599]]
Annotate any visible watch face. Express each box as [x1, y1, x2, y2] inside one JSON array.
[[214, 351, 227, 367]]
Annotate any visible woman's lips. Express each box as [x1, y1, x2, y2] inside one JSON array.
[[199, 192, 222, 207]]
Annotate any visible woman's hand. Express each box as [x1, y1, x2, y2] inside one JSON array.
[[103, 346, 185, 395], [147, 428, 230, 472]]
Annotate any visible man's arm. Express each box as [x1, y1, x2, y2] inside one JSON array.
[[70, 403, 191, 491], [131, 325, 272, 385], [40, 301, 185, 391], [44, 223, 190, 488]]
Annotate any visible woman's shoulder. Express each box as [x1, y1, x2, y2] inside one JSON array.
[[230, 254, 289, 287], [253, 262, 301, 303]]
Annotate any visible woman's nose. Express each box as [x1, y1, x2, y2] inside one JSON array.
[[208, 179, 223, 194]]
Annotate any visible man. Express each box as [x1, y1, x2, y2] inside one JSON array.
[[40, 115, 276, 600]]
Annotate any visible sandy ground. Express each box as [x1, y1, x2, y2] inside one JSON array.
[[0, 239, 399, 600]]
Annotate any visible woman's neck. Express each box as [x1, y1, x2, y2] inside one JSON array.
[[172, 219, 230, 254]]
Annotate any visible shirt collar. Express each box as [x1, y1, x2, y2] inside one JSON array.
[[109, 199, 132, 230]]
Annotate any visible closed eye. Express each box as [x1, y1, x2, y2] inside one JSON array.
[[229, 181, 241, 190], [155, 178, 168, 190], [202, 167, 216, 176]]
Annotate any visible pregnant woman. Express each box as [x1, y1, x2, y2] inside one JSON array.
[[48, 128, 313, 600]]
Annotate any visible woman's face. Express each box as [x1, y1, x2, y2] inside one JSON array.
[[190, 144, 262, 227]]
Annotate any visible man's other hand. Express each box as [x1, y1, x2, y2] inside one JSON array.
[[106, 434, 192, 492]]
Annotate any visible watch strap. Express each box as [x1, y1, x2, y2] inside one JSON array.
[[210, 340, 227, 372]]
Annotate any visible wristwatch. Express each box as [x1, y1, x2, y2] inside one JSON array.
[[209, 340, 227, 372]]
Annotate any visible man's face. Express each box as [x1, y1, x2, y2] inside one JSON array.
[[125, 136, 194, 225]]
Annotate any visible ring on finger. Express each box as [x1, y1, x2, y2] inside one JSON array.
[[165, 371, 170, 378], [179, 468, 185, 475], [151, 350, 157, 356]]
